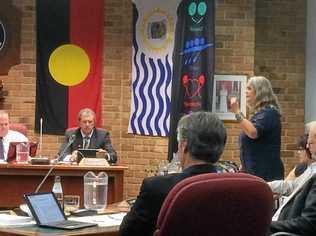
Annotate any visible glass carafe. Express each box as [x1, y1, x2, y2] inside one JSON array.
[[84, 171, 108, 211]]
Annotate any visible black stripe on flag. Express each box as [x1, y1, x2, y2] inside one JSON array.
[[35, 0, 69, 134]]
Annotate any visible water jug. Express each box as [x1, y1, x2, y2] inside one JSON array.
[[84, 171, 108, 211], [16, 142, 29, 163]]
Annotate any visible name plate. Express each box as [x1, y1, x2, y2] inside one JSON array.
[[79, 158, 109, 167], [29, 157, 50, 165]]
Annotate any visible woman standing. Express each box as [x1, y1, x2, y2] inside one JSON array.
[[230, 76, 284, 181]]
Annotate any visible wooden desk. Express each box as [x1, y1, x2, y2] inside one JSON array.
[[0, 225, 120, 236], [0, 202, 129, 236], [0, 164, 128, 208]]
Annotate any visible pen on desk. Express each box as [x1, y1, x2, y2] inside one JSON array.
[[107, 215, 123, 221], [90, 215, 122, 223]]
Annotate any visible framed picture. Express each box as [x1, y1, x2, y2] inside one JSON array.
[[212, 75, 247, 121]]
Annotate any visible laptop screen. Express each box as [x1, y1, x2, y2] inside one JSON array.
[[25, 192, 66, 224], [77, 149, 98, 163]]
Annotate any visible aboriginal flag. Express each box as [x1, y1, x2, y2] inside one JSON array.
[[35, 0, 104, 134], [168, 0, 215, 160]]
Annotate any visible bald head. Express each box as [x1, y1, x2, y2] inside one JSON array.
[[0, 110, 9, 137]]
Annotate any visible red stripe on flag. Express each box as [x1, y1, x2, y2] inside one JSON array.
[[68, 0, 104, 127]]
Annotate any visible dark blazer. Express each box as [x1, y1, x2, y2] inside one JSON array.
[[58, 127, 117, 164], [119, 163, 218, 236], [270, 174, 316, 235]]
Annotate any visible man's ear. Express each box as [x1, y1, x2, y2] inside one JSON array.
[[184, 145, 188, 153], [179, 140, 188, 153]]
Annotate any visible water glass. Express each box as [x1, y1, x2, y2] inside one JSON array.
[[16, 142, 29, 163], [157, 160, 169, 176], [64, 195, 80, 213]]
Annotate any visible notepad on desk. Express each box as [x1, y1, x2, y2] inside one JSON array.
[[68, 212, 126, 227], [0, 214, 34, 226]]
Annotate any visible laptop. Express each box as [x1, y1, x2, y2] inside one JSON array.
[[77, 149, 98, 163], [24, 192, 97, 230]]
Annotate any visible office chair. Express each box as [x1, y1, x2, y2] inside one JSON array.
[[9, 123, 27, 136], [154, 172, 273, 236]]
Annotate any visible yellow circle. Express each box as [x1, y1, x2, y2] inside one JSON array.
[[48, 44, 90, 86]]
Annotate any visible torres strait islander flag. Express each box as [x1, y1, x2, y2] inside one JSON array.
[[35, 0, 104, 134], [128, 0, 181, 137]]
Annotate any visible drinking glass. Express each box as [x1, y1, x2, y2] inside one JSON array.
[[64, 195, 80, 214], [158, 160, 169, 176], [16, 142, 29, 163]]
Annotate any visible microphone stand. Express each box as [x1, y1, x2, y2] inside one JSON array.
[[38, 118, 43, 158], [34, 134, 76, 193], [55, 134, 76, 163]]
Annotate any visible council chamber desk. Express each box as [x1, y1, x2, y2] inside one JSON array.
[[0, 202, 129, 236], [0, 163, 128, 208], [0, 225, 120, 236]]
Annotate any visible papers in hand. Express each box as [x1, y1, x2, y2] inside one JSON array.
[[20, 203, 33, 217], [69, 212, 126, 227], [0, 214, 34, 226]]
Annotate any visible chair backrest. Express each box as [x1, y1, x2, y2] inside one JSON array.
[[154, 172, 273, 236], [9, 123, 27, 136]]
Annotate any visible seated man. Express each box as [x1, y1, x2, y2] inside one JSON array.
[[0, 110, 28, 162], [270, 121, 316, 235], [119, 111, 227, 236], [58, 108, 117, 164]]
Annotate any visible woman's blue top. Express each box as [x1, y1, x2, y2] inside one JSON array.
[[239, 105, 284, 181]]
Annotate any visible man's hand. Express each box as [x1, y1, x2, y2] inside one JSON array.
[[70, 150, 78, 162], [96, 149, 110, 160]]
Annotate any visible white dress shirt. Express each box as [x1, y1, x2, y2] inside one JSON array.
[[272, 161, 316, 221], [2, 130, 28, 161]]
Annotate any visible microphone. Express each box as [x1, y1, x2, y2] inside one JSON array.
[[30, 118, 49, 164], [34, 134, 76, 193], [38, 118, 43, 158], [76, 146, 85, 161], [56, 134, 76, 162]]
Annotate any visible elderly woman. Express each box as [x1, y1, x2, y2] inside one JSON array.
[[268, 134, 312, 197], [230, 76, 284, 181], [285, 134, 311, 181]]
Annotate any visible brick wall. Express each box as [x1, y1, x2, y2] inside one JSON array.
[[215, 0, 256, 165], [0, 0, 305, 199], [254, 0, 306, 171]]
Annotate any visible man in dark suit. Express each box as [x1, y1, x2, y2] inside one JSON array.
[[119, 111, 227, 236], [270, 121, 316, 235], [58, 108, 117, 164]]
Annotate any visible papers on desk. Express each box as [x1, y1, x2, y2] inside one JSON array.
[[69, 212, 126, 227], [0, 214, 35, 226]]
